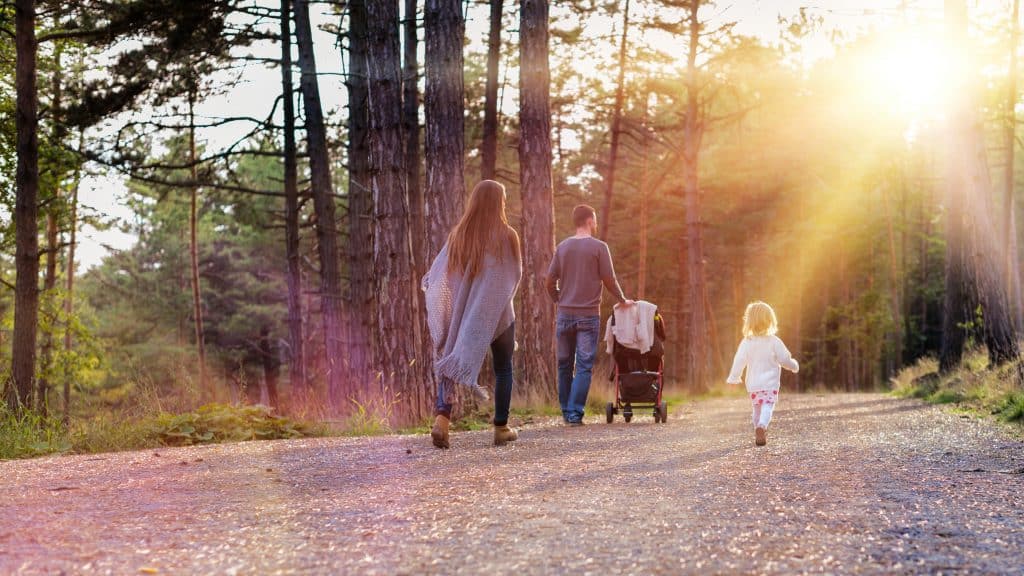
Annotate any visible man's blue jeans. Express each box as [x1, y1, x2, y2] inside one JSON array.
[[556, 312, 601, 423], [436, 323, 515, 426]]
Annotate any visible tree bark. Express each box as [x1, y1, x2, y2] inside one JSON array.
[[296, 0, 348, 406], [480, 0, 503, 180], [1005, 0, 1023, 331], [63, 174, 79, 426], [682, 0, 710, 392], [405, 0, 434, 400], [518, 0, 557, 403], [599, 0, 631, 241], [259, 326, 280, 409], [638, 91, 649, 300], [347, 0, 375, 384], [38, 34, 65, 416], [37, 205, 58, 415], [941, 0, 1021, 371], [9, 0, 40, 411], [281, 0, 306, 397], [187, 86, 209, 395], [367, 0, 423, 420], [404, 0, 423, 275], [883, 184, 904, 372], [424, 0, 466, 257]]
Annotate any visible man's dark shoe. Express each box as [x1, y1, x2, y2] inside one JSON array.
[[568, 420, 585, 427]]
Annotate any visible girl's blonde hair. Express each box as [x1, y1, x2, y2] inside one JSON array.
[[447, 179, 521, 278], [743, 301, 778, 337]]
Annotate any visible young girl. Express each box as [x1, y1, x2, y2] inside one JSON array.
[[726, 301, 799, 446]]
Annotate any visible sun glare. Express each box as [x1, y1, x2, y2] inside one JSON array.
[[858, 29, 955, 124]]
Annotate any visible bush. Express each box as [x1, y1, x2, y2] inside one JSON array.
[[892, 352, 1024, 426], [995, 392, 1024, 423], [150, 403, 319, 446], [2, 402, 329, 460], [0, 408, 70, 459]]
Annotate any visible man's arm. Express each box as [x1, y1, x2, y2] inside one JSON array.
[[545, 249, 560, 303], [598, 243, 628, 304]]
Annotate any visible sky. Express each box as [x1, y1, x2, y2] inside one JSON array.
[[73, 0, 951, 270]]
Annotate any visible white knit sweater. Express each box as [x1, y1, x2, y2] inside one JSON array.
[[726, 335, 800, 393]]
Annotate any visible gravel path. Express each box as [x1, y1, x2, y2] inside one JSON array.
[[2, 393, 1023, 575]]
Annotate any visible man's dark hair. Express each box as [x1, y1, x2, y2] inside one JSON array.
[[572, 205, 597, 228]]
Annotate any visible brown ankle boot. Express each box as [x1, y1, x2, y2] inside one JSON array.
[[755, 426, 767, 447], [493, 424, 519, 446], [431, 415, 450, 449]]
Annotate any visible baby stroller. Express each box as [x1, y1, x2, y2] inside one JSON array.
[[605, 306, 668, 424]]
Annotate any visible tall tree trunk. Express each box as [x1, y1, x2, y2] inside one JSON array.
[[404, 0, 431, 391], [63, 152, 80, 426], [38, 35, 64, 416], [37, 206, 58, 415], [682, 0, 709, 392], [9, 0, 40, 411], [424, 0, 466, 257], [638, 92, 649, 300], [259, 326, 280, 409], [347, 0, 374, 384], [296, 0, 348, 406], [599, 0, 631, 241], [518, 0, 557, 403], [883, 184, 904, 372], [281, 0, 306, 397], [367, 0, 423, 421], [480, 0, 503, 180], [942, 0, 1020, 371], [187, 87, 209, 395], [793, 190, 806, 391], [1006, 0, 1023, 331], [404, 0, 424, 274]]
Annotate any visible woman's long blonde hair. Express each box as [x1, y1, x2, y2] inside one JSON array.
[[447, 180, 521, 278], [743, 301, 778, 337]]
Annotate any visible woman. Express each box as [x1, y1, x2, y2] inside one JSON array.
[[422, 180, 523, 449]]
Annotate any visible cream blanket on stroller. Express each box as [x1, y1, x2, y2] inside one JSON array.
[[604, 300, 658, 355]]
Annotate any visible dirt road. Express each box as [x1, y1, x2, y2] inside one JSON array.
[[2, 393, 1023, 575]]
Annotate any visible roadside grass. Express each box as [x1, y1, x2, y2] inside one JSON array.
[[1, 403, 331, 461], [891, 350, 1024, 428], [4, 377, 745, 459]]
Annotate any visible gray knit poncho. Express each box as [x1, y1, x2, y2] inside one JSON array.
[[422, 242, 522, 400]]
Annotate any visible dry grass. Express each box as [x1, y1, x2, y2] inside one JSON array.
[[892, 350, 1024, 424]]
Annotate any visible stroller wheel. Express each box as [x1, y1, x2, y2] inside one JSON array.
[[658, 402, 668, 424], [623, 406, 633, 423], [605, 402, 615, 424], [653, 407, 661, 423]]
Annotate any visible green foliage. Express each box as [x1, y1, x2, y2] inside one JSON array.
[[0, 407, 71, 459], [2, 403, 328, 460], [892, 354, 1024, 427], [151, 403, 317, 446], [995, 392, 1024, 423]]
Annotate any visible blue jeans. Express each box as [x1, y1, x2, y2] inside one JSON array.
[[435, 323, 515, 426], [556, 312, 600, 423]]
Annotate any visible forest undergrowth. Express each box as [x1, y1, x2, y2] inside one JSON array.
[[892, 349, 1024, 429]]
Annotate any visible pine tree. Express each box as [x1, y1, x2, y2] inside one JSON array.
[[518, 0, 557, 403]]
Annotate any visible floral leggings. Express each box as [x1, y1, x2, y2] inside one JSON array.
[[750, 389, 779, 429]]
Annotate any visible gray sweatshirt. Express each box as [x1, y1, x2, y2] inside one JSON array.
[[546, 236, 626, 316]]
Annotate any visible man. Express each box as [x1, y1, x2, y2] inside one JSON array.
[[546, 205, 634, 425]]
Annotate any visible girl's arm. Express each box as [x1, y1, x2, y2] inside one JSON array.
[[726, 339, 748, 384], [773, 337, 800, 373]]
